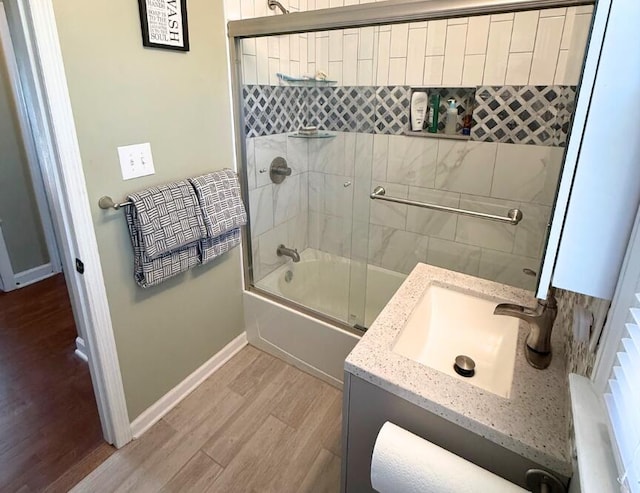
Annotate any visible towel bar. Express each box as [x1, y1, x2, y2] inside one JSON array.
[[370, 186, 523, 225], [98, 196, 133, 210], [98, 171, 242, 211]]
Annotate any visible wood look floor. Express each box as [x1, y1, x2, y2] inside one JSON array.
[[0, 274, 112, 492], [72, 346, 343, 493]]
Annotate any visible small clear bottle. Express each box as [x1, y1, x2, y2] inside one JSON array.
[[445, 98, 457, 135]]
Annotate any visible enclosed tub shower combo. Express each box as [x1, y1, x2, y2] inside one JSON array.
[[228, 0, 594, 385]]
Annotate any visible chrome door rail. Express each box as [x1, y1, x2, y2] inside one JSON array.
[[370, 186, 523, 225], [228, 0, 593, 38]]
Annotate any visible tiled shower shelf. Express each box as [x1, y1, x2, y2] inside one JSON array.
[[288, 131, 336, 139], [276, 73, 337, 86], [403, 130, 470, 141]]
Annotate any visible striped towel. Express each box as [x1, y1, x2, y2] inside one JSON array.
[[189, 170, 246, 264], [125, 181, 206, 288]]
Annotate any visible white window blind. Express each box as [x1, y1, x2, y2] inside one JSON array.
[[604, 293, 640, 493]]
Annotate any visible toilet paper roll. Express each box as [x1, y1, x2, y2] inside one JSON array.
[[371, 422, 527, 493]]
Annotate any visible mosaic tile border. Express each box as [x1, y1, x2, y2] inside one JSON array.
[[472, 85, 576, 146], [242, 84, 576, 146]]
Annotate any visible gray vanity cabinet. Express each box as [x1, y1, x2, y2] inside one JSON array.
[[340, 372, 569, 492]]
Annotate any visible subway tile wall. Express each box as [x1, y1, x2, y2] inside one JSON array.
[[228, 3, 593, 88]]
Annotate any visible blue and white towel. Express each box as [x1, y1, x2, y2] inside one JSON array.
[[189, 170, 246, 264], [125, 181, 206, 288]]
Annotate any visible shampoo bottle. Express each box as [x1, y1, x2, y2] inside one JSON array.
[[410, 91, 428, 131], [445, 98, 458, 135], [427, 93, 440, 133]]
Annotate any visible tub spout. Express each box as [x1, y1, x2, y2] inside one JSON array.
[[493, 290, 558, 370], [277, 244, 300, 263]]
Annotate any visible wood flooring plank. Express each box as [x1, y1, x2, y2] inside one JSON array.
[[159, 450, 223, 493], [72, 348, 346, 493], [200, 357, 290, 467], [113, 387, 245, 493], [227, 350, 286, 397], [70, 420, 177, 492], [262, 384, 342, 493], [0, 274, 107, 491], [322, 394, 344, 457], [204, 414, 294, 493], [45, 443, 116, 493], [298, 448, 342, 493], [163, 346, 260, 431], [270, 365, 326, 429]]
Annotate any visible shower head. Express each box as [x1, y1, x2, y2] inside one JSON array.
[[268, 0, 289, 14]]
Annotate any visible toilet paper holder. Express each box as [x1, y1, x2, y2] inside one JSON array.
[[526, 469, 565, 493]]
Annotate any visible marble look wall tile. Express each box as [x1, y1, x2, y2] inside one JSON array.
[[426, 237, 481, 276], [370, 182, 408, 230], [248, 185, 274, 238], [478, 248, 538, 291], [324, 174, 354, 219], [405, 186, 459, 240], [491, 143, 563, 205], [513, 202, 551, 258], [372, 134, 389, 182], [386, 135, 438, 188], [308, 171, 324, 213], [286, 211, 308, 252], [368, 224, 429, 274], [251, 234, 262, 282], [455, 194, 518, 252], [257, 222, 289, 278], [351, 219, 370, 261], [343, 132, 357, 177], [354, 133, 374, 179], [287, 137, 309, 174], [299, 172, 309, 212], [308, 133, 352, 176], [435, 141, 497, 196], [245, 137, 257, 191], [308, 211, 353, 257], [273, 173, 301, 225], [255, 134, 288, 187]]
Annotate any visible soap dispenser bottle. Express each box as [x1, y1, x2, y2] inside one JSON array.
[[445, 98, 458, 135]]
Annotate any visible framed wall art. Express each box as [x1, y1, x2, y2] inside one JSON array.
[[138, 0, 189, 52]]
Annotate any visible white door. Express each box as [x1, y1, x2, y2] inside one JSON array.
[[0, 1, 61, 291]]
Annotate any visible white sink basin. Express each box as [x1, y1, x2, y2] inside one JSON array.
[[392, 283, 519, 398]]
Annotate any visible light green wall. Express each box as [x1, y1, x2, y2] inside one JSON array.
[[52, 0, 244, 419], [0, 44, 48, 274]]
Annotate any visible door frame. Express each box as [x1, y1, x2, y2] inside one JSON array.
[[5, 0, 132, 447], [0, 1, 61, 291]]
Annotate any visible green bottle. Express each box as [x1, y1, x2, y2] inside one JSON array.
[[427, 93, 440, 133]]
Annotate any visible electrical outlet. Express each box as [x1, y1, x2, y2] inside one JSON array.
[[117, 142, 155, 180]]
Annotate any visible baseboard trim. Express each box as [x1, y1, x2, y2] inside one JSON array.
[[130, 331, 248, 439], [14, 263, 55, 288], [75, 336, 88, 362]]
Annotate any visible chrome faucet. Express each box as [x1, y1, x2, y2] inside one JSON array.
[[493, 289, 558, 369], [276, 244, 300, 263]]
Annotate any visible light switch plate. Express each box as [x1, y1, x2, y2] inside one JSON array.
[[117, 142, 155, 180]]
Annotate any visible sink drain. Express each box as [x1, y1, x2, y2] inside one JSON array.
[[454, 355, 475, 377]]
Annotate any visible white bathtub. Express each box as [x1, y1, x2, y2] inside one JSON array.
[[244, 249, 407, 386]]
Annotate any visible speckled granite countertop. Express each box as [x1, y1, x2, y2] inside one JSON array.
[[345, 263, 570, 477]]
